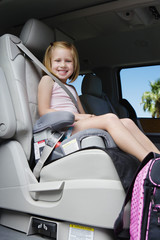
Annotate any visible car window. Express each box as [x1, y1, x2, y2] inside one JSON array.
[[67, 75, 84, 96], [120, 65, 160, 118]]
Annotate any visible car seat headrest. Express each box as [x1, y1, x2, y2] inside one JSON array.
[[20, 18, 54, 60], [82, 74, 102, 98]]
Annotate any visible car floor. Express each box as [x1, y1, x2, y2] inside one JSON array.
[[0, 225, 50, 240]]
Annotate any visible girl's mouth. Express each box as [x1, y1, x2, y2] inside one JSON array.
[[57, 70, 69, 76]]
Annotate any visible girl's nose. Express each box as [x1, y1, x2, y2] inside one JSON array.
[[60, 61, 66, 67]]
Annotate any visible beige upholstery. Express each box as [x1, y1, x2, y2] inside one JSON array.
[[0, 34, 39, 159], [0, 19, 54, 159], [20, 18, 54, 60]]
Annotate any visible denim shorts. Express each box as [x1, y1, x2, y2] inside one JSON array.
[[62, 126, 74, 140]]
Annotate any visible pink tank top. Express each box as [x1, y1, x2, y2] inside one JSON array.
[[50, 82, 78, 113]]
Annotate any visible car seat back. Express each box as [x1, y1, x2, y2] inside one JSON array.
[[80, 73, 117, 115], [0, 18, 55, 160]]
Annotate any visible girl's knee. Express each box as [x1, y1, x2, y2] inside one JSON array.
[[106, 113, 119, 119], [121, 118, 135, 128], [103, 113, 119, 123]]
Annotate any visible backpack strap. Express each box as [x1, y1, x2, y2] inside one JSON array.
[[114, 152, 158, 239]]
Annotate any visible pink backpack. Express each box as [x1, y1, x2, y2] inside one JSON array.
[[114, 152, 160, 240]]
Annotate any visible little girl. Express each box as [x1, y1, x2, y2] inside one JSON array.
[[38, 41, 160, 161]]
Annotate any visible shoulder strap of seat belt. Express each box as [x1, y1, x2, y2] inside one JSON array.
[[102, 93, 117, 115], [10, 36, 79, 112]]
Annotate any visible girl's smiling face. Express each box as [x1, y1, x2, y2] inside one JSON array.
[[51, 47, 74, 83]]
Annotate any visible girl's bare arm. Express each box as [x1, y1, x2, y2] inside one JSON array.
[[38, 75, 56, 116], [74, 91, 95, 121]]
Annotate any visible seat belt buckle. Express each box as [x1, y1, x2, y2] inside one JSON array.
[[34, 131, 63, 164], [34, 139, 46, 164]]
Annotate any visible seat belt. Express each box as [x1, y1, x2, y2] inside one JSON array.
[[10, 36, 79, 112], [102, 93, 118, 115], [33, 131, 64, 179]]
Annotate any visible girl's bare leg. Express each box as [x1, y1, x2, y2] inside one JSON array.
[[72, 113, 159, 161]]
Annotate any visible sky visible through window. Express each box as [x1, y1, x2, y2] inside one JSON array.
[[67, 75, 84, 95], [120, 65, 160, 118]]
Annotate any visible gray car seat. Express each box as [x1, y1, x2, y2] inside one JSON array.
[[0, 18, 128, 239]]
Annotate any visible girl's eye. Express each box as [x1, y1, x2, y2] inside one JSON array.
[[54, 59, 72, 63]]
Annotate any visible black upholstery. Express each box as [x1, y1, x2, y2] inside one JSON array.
[[80, 73, 116, 115]]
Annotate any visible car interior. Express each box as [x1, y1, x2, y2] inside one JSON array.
[[0, 0, 160, 239]]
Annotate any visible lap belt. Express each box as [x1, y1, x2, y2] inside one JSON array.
[[33, 131, 64, 179]]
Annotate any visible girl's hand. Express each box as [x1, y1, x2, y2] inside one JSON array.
[[74, 113, 95, 121]]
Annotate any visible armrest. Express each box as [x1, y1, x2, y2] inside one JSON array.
[[33, 111, 75, 133]]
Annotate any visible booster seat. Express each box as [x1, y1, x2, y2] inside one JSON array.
[[0, 18, 129, 239]]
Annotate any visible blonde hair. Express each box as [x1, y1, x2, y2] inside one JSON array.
[[43, 41, 80, 82]]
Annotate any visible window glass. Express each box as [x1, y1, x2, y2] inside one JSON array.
[[67, 74, 84, 95], [120, 65, 160, 118]]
